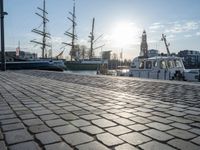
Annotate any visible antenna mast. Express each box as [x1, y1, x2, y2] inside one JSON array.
[[31, 0, 51, 58], [62, 0, 78, 61], [161, 34, 171, 56]]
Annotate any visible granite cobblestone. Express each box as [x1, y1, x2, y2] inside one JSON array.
[[0, 71, 200, 149]]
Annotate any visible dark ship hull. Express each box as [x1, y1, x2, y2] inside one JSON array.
[[0, 60, 65, 71]]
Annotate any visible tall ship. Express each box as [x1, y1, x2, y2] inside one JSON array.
[[63, 0, 108, 71], [129, 31, 200, 82], [0, 0, 65, 71]]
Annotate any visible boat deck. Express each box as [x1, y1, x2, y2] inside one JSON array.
[[0, 70, 200, 150]]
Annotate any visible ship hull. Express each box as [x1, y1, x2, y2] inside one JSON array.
[[64, 61, 101, 71], [0, 60, 65, 71]]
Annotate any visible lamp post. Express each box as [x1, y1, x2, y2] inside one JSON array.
[[0, 0, 7, 71]]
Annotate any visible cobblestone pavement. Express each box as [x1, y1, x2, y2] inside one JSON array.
[[0, 71, 200, 150], [19, 70, 200, 108]]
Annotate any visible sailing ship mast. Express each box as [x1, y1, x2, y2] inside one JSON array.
[[89, 18, 95, 59], [88, 18, 104, 60], [161, 34, 171, 56], [62, 0, 78, 61], [31, 0, 51, 59]]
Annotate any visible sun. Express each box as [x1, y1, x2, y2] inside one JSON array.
[[110, 22, 140, 47]]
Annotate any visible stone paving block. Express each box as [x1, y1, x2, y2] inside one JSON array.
[[113, 118, 135, 126], [35, 131, 61, 145], [81, 125, 104, 135], [34, 109, 52, 116], [128, 124, 148, 131], [151, 111, 170, 117], [0, 118, 20, 125], [80, 114, 101, 120], [134, 111, 152, 117], [0, 114, 16, 120], [168, 139, 200, 150], [45, 142, 73, 150], [19, 114, 36, 120], [2, 123, 25, 132], [92, 118, 116, 128], [9, 141, 41, 150], [129, 116, 151, 124], [101, 113, 120, 120], [167, 129, 197, 140], [115, 143, 139, 150], [70, 119, 91, 127], [53, 124, 79, 135], [139, 141, 176, 150], [29, 124, 50, 134], [72, 110, 90, 115], [146, 122, 173, 131], [142, 129, 174, 141], [63, 132, 93, 146], [76, 141, 109, 150], [97, 133, 124, 146], [60, 113, 79, 121], [170, 122, 191, 130], [5, 129, 33, 145], [119, 132, 151, 145], [149, 116, 173, 124], [185, 115, 200, 122], [0, 141, 7, 150], [23, 118, 43, 126], [167, 116, 193, 123], [39, 114, 59, 121], [191, 136, 200, 145], [117, 112, 134, 118], [190, 128, 200, 135], [106, 125, 131, 136], [45, 119, 68, 127]]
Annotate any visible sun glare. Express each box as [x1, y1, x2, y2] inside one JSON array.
[[111, 22, 140, 47]]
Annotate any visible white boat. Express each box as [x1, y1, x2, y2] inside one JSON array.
[[129, 56, 200, 82], [129, 31, 200, 82]]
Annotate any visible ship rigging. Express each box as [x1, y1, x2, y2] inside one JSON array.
[[30, 0, 51, 59]]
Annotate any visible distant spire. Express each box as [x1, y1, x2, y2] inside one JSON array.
[[140, 30, 148, 58]]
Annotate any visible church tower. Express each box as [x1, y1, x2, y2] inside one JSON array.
[[140, 30, 148, 58]]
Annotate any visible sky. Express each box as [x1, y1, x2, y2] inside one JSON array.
[[3, 0, 200, 60]]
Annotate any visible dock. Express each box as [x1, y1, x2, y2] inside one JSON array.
[[0, 70, 200, 150]]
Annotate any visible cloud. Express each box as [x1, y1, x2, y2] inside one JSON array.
[[149, 22, 164, 30], [196, 32, 200, 36], [184, 34, 192, 38], [165, 21, 199, 33]]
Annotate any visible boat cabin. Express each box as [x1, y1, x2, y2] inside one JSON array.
[[129, 56, 186, 80]]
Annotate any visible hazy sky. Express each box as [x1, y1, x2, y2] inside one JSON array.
[[4, 0, 200, 59]]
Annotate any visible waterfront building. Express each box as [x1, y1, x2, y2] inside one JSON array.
[[178, 50, 200, 69], [0, 51, 37, 62]]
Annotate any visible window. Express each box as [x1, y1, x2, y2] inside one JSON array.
[[146, 61, 152, 69], [139, 61, 144, 69], [153, 61, 157, 67], [160, 60, 167, 69], [174, 60, 182, 68], [167, 60, 174, 68]]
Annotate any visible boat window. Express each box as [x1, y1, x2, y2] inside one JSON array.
[[174, 60, 182, 68], [167, 60, 174, 68], [139, 61, 144, 69], [160, 60, 167, 69], [153, 61, 158, 67], [146, 61, 152, 69]]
